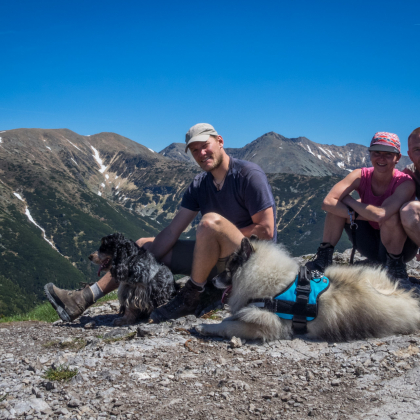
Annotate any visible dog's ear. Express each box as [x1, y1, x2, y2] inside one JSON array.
[[241, 237, 254, 261], [250, 234, 259, 242]]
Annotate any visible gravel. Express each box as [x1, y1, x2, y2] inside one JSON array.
[[1, 251, 420, 419]]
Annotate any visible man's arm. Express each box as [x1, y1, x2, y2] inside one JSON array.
[[149, 207, 198, 260], [239, 206, 274, 240], [342, 180, 415, 225]]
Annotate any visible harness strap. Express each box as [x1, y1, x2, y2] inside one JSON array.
[[292, 266, 311, 334], [347, 206, 359, 265]]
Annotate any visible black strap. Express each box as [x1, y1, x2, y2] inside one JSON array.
[[346, 206, 359, 265], [292, 266, 312, 334], [248, 267, 313, 334]]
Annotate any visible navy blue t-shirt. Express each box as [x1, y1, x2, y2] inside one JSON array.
[[181, 156, 277, 242]]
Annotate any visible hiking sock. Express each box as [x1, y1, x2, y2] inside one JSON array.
[[387, 252, 403, 260], [90, 282, 104, 302], [190, 277, 206, 291], [320, 242, 334, 250]]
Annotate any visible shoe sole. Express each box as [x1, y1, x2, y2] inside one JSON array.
[[44, 283, 72, 322]]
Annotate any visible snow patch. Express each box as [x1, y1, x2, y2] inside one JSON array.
[[0, 137, 2, 143], [306, 145, 315, 156], [251, 153, 257, 158], [71, 158, 78, 165], [25, 207, 59, 252], [46, 146, 51, 151], [105, 174, 109, 180], [13, 192, 24, 201], [66, 139, 82, 152], [318, 147, 332, 158], [337, 162, 345, 169], [116, 183, 120, 190], [317, 154, 322, 160], [91, 146, 107, 173], [347, 152, 351, 163], [97, 191, 102, 196], [362, 157, 365, 163], [101, 183, 105, 188], [148, 148, 155, 153]]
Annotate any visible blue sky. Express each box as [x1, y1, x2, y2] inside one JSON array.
[[0, 0, 419, 154]]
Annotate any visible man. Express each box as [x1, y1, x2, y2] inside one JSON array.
[[400, 127, 420, 248], [45, 123, 276, 323]]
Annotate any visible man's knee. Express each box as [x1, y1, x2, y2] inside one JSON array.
[[136, 237, 155, 249], [400, 202, 420, 230], [197, 213, 225, 235]]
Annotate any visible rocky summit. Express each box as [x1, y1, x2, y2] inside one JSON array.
[[1, 251, 420, 420]]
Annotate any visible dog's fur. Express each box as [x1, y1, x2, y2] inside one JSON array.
[[196, 238, 420, 342], [89, 233, 176, 326]]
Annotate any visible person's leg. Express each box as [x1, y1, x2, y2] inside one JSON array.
[[344, 220, 381, 263], [380, 213, 407, 255], [306, 212, 348, 271], [150, 213, 244, 322], [44, 236, 168, 322], [321, 212, 348, 246], [376, 213, 412, 282], [190, 213, 245, 284], [400, 201, 420, 247], [169, 239, 219, 280]]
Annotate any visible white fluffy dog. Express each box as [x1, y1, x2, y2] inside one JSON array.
[[196, 238, 420, 342]]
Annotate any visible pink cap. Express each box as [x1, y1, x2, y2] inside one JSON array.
[[368, 132, 400, 153]]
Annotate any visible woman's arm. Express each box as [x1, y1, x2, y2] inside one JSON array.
[[321, 169, 362, 218], [342, 179, 415, 224]]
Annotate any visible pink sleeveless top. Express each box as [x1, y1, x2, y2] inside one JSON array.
[[357, 167, 414, 230]]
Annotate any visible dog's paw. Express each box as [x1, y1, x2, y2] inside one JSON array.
[[195, 324, 210, 336]]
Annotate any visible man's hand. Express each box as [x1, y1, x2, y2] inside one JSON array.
[[239, 206, 275, 240]]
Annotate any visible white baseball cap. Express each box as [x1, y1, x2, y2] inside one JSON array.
[[185, 123, 218, 152]]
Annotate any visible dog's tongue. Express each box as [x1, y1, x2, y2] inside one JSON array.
[[221, 286, 232, 304], [97, 265, 102, 277]]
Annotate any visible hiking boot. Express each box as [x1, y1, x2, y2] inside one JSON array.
[[44, 283, 94, 322], [385, 253, 409, 283], [149, 279, 203, 323], [305, 243, 334, 273]]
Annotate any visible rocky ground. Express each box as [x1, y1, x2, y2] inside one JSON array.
[[1, 251, 420, 420]]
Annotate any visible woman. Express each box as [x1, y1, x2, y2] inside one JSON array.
[[307, 132, 417, 282]]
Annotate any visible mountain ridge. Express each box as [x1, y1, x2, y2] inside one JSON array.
[[159, 132, 411, 176], [2, 126, 410, 316]]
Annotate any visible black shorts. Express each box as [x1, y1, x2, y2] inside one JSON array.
[[170, 240, 229, 281], [344, 220, 418, 264]]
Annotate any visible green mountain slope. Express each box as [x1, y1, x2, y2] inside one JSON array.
[[0, 128, 352, 317]]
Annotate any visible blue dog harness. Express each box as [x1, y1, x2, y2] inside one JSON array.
[[248, 266, 330, 334]]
